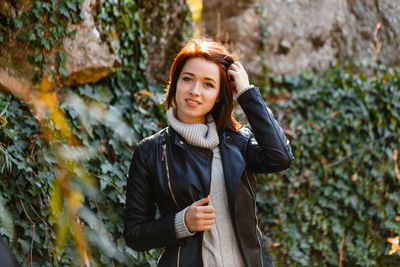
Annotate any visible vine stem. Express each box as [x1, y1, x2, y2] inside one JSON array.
[[37, 193, 58, 267], [394, 148, 400, 180], [338, 232, 345, 267], [17, 186, 36, 267]]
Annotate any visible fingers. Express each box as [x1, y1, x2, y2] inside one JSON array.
[[192, 205, 214, 214], [192, 208, 215, 220], [192, 195, 210, 206], [228, 61, 244, 71], [227, 61, 249, 93], [229, 63, 239, 71], [185, 197, 216, 232]]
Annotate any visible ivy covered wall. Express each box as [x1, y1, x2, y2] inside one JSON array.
[[0, 0, 191, 266], [0, 1, 399, 267]]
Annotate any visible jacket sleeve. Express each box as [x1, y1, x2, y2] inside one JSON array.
[[237, 86, 294, 173], [124, 142, 180, 251]]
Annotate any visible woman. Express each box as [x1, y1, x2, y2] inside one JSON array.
[[124, 39, 294, 267]]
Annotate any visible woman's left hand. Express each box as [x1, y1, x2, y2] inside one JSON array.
[[227, 61, 250, 94]]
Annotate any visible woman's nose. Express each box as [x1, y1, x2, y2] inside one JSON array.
[[189, 81, 200, 95]]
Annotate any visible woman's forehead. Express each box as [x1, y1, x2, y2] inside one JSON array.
[[181, 57, 220, 83]]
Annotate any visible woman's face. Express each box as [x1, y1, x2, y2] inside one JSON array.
[[175, 57, 221, 124]]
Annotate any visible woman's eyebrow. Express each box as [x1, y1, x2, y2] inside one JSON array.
[[182, 72, 216, 83], [204, 77, 216, 83], [182, 72, 195, 76]]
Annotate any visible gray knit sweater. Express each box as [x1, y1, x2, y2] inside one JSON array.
[[166, 107, 246, 267]]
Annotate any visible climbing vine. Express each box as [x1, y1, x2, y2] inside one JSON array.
[[256, 63, 400, 266], [11, 0, 84, 83], [0, 0, 192, 266]]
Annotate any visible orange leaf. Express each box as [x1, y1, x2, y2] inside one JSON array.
[[38, 76, 53, 93], [387, 236, 400, 255], [320, 158, 328, 164]]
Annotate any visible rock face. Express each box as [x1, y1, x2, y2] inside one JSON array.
[[63, 0, 120, 86], [200, 0, 400, 76], [0, 0, 190, 89], [0, 0, 120, 88], [138, 0, 191, 84]]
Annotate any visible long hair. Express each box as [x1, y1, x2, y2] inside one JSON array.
[[163, 38, 242, 133]]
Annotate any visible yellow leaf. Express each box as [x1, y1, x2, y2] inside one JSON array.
[[50, 109, 73, 140], [38, 76, 53, 93], [68, 189, 83, 210], [111, 29, 119, 43], [50, 176, 63, 222], [36, 92, 58, 109], [387, 235, 400, 255]]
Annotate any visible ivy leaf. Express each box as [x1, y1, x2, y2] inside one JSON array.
[[29, 32, 36, 41], [16, 33, 28, 41], [58, 49, 66, 62], [14, 18, 24, 28], [59, 65, 69, 76], [67, 29, 77, 39], [66, 2, 77, 11], [41, 38, 51, 51], [58, 5, 71, 19]]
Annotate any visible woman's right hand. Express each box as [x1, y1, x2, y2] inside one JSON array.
[[185, 196, 215, 232]]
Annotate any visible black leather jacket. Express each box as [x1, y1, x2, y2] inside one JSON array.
[[124, 87, 294, 267]]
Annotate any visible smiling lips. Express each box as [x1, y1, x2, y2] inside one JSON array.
[[185, 98, 201, 107]]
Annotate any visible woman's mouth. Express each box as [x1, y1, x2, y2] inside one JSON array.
[[186, 99, 201, 107]]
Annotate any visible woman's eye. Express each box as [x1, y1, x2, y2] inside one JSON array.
[[204, 82, 214, 88], [183, 77, 191, 82]]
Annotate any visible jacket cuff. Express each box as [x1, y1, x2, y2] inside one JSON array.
[[234, 85, 255, 101], [175, 206, 195, 239]]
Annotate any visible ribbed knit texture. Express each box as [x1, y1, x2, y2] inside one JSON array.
[[202, 146, 245, 267], [166, 108, 219, 149], [234, 84, 255, 101], [174, 207, 194, 238], [167, 109, 245, 266]]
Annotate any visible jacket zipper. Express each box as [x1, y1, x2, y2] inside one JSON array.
[[162, 144, 179, 209], [162, 144, 181, 267], [244, 170, 264, 267], [177, 245, 181, 267]]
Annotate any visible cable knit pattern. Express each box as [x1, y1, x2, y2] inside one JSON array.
[[166, 108, 219, 149], [167, 109, 245, 266]]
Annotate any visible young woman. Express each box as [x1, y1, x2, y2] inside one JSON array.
[[124, 39, 294, 267]]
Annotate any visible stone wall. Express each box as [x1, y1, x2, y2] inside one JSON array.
[[0, 0, 190, 91], [200, 0, 400, 76], [138, 0, 191, 84]]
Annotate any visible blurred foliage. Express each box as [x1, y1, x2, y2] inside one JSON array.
[[256, 63, 400, 266], [0, 0, 191, 266], [187, 0, 203, 37]]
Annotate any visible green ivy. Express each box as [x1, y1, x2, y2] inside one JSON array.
[[13, 0, 84, 83], [256, 63, 400, 266], [1, 0, 191, 266]]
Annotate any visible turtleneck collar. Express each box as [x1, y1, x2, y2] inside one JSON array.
[[166, 107, 219, 149]]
